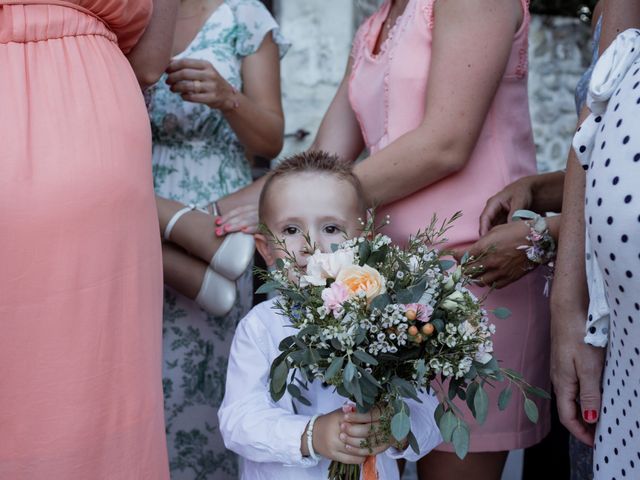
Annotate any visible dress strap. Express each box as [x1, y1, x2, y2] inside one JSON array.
[[0, 1, 103, 25]]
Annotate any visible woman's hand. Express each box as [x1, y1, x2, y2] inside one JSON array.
[[479, 176, 536, 236], [165, 58, 238, 111], [214, 204, 259, 236], [455, 221, 534, 289], [550, 308, 605, 446]]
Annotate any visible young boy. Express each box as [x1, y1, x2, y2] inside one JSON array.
[[218, 151, 442, 479]]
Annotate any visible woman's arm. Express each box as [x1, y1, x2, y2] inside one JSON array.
[[353, 0, 523, 206], [127, 0, 180, 88], [311, 58, 366, 162], [550, 107, 605, 446], [165, 33, 285, 158], [598, 0, 640, 54], [226, 33, 285, 158]]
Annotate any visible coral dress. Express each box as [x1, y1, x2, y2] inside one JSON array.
[[349, 0, 550, 451], [0, 1, 169, 478]]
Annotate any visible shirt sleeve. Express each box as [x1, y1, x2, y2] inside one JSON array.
[[218, 311, 318, 467], [229, 0, 290, 58], [384, 391, 443, 462]]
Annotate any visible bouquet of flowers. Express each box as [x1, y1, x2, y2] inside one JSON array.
[[259, 214, 548, 480]]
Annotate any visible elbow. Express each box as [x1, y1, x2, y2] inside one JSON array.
[[136, 68, 165, 90], [257, 137, 284, 159], [252, 126, 284, 159], [433, 141, 469, 176]]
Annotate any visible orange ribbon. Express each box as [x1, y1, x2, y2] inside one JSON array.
[[363, 455, 378, 480]]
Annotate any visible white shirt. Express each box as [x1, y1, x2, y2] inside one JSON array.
[[219, 298, 443, 480]]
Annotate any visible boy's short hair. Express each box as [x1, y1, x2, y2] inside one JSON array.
[[258, 150, 366, 223]]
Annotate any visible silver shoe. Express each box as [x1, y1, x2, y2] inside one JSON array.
[[211, 232, 255, 280], [195, 267, 237, 317]]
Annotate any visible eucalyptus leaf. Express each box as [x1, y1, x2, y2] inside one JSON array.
[[460, 251, 470, 265], [440, 260, 455, 271], [524, 384, 551, 400], [255, 281, 282, 295], [391, 411, 411, 442], [287, 384, 311, 406], [396, 289, 414, 304], [324, 356, 344, 381], [360, 368, 382, 389], [434, 403, 445, 424], [407, 430, 420, 455], [465, 382, 479, 416], [278, 336, 295, 351], [473, 385, 489, 425], [358, 242, 371, 265], [354, 350, 379, 366], [524, 398, 539, 423], [438, 411, 457, 443], [275, 258, 285, 269], [344, 361, 356, 383], [392, 377, 421, 401], [498, 386, 513, 411], [493, 307, 512, 319], [370, 293, 391, 312], [452, 424, 470, 459], [270, 360, 288, 401]]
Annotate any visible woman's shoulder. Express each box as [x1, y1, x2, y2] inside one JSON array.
[[224, 0, 290, 58]]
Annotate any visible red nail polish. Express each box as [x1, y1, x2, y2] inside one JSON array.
[[215, 228, 223, 236], [583, 409, 598, 422], [215, 218, 222, 225]]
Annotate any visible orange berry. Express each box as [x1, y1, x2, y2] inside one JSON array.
[[405, 309, 417, 321], [421, 323, 435, 336], [408, 325, 419, 336]]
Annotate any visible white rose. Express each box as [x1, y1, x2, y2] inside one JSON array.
[[300, 249, 355, 287]]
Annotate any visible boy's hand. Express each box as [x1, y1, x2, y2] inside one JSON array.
[[340, 405, 402, 456], [305, 408, 366, 464]]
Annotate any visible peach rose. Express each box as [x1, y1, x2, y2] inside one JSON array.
[[335, 264, 386, 302]]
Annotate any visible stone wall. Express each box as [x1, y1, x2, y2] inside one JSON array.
[[275, 0, 354, 158]]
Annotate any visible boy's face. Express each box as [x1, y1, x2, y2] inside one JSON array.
[[256, 172, 364, 267]]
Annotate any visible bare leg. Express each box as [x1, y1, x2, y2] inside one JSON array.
[[417, 451, 508, 480], [156, 195, 224, 263], [162, 242, 208, 300]]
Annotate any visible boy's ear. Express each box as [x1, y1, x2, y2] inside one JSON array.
[[255, 233, 275, 267]]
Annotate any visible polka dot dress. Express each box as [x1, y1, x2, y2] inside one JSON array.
[[574, 29, 640, 480]]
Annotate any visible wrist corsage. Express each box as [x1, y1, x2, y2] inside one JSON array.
[[512, 210, 556, 295]]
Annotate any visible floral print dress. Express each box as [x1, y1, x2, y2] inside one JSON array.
[[148, 1, 288, 478]]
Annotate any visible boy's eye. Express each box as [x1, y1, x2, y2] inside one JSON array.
[[283, 226, 300, 235], [323, 225, 342, 234]]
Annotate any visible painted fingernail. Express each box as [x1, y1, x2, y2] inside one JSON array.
[[583, 410, 598, 422], [339, 433, 346, 441], [215, 218, 222, 225], [215, 228, 223, 236]]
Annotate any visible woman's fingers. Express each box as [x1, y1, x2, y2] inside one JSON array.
[[479, 195, 508, 236], [166, 58, 209, 73], [166, 68, 208, 85]]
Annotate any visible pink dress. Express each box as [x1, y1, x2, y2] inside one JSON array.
[[0, 1, 169, 478], [349, 0, 550, 451]]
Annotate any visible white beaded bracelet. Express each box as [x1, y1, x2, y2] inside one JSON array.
[[306, 414, 320, 461]]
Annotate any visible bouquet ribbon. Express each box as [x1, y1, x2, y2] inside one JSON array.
[[363, 455, 378, 480]]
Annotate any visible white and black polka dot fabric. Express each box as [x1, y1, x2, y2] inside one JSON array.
[[573, 29, 640, 480]]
